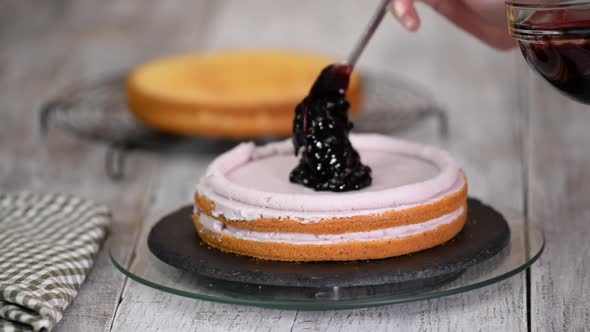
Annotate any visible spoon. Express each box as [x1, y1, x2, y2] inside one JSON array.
[[308, 0, 392, 95], [345, 0, 392, 69]]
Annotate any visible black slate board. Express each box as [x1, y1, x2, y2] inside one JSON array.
[[148, 198, 510, 288]]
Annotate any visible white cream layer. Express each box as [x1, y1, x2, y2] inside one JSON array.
[[196, 134, 464, 223], [198, 206, 464, 245]]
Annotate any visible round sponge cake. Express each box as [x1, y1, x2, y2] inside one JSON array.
[[127, 50, 363, 139], [194, 134, 467, 261]]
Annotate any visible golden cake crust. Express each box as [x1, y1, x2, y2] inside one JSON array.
[[193, 209, 467, 262], [127, 51, 363, 139]]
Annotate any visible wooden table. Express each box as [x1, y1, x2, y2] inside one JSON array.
[[2, 1, 588, 331]]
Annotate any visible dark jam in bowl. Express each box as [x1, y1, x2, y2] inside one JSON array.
[[518, 37, 590, 104], [509, 6, 590, 104]]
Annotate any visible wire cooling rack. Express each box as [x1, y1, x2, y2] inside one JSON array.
[[39, 72, 447, 180]]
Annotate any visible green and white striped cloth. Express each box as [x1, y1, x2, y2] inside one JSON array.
[[0, 192, 110, 332]]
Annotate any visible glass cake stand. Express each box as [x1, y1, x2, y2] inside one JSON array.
[[40, 71, 447, 181], [110, 205, 544, 310]]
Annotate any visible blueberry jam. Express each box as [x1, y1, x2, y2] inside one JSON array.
[[517, 35, 590, 104], [509, 8, 590, 104], [290, 64, 372, 192]]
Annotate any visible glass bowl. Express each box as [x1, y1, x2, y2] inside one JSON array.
[[506, 0, 590, 104]]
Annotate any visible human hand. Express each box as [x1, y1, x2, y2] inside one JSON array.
[[389, 0, 516, 50]]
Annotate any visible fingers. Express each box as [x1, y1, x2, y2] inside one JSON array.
[[389, 0, 420, 31], [462, 0, 508, 28], [423, 0, 516, 50], [388, 0, 515, 50]]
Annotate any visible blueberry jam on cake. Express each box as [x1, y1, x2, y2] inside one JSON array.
[[290, 64, 371, 192]]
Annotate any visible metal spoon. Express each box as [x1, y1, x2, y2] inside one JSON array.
[[345, 0, 392, 68], [306, 0, 392, 96]]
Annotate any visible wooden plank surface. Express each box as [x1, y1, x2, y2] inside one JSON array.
[[48, 1, 221, 330], [0, 2, 163, 332], [0, 1, 214, 331], [523, 67, 590, 331]]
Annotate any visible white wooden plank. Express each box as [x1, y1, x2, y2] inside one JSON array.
[[45, 0, 223, 330], [0, 1, 209, 330], [0, 49, 157, 332], [0, 12, 151, 332], [524, 63, 590, 331]]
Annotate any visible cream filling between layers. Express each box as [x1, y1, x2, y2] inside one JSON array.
[[198, 206, 464, 245]]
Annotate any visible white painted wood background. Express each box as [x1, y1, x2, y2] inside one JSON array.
[[1, 0, 588, 331]]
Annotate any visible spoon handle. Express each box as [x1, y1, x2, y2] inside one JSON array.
[[345, 0, 392, 68]]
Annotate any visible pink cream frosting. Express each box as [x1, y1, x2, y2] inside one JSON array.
[[197, 134, 464, 223]]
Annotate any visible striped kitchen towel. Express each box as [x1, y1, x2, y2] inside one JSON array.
[[0, 192, 110, 332]]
